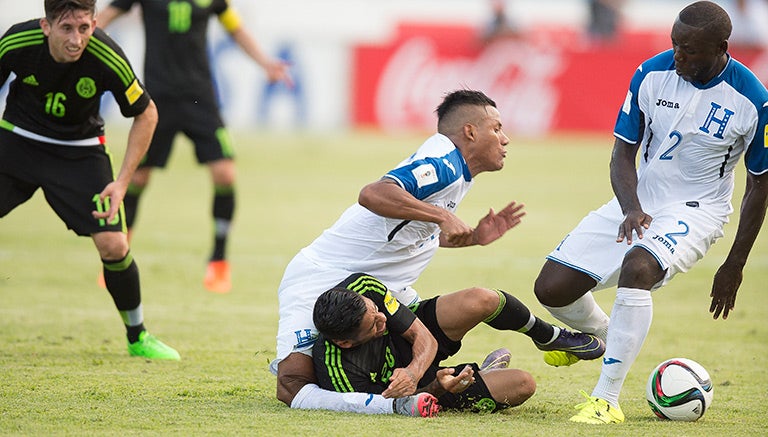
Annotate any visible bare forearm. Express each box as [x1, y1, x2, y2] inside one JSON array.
[[723, 174, 768, 267], [230, 27, 270, 67], [402, 321, 438, 383], [610, 139, 642, 213], [116, 102, 157, 186], [407, 335, 437, 381]]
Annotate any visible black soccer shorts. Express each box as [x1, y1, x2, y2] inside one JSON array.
[[0, 130, 126, 236]]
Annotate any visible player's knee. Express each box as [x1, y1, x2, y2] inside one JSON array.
[[619, 248, 665, 288], [506, 371, 536, 407], [534, 261, 595, 307], [519, 372, 536, 400], [533, 274, 567, 306], [471, 287, 501, 311], [93, 232, 129, 261]]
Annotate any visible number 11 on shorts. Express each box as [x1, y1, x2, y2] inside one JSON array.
[[92, 194, 119, 226]]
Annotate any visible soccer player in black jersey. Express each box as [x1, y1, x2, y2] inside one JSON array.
[[0, 0, 179, 359], [311, 273, 606, 416], [97, 0, 292, 293]]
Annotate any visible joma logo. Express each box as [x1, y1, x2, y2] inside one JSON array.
[[656, 98, 680, 109], [652, 234, 676, 254]]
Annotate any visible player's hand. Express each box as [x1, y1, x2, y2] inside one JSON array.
[[382, 367, 419, 398], [439, 213, 475, 247], [473, 201, 525, 245], [436, 365, 475, 394], [709, 262, 742, 320], [265, 60, 294, 88], [617, 209, 652, 244], [91, 181, 125, 224]]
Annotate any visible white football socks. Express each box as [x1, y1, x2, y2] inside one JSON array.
[[542, 292, 610, 341], [593, 287, 653, 407], [119, 304, 143, 327], [290, 383, 394, 414]]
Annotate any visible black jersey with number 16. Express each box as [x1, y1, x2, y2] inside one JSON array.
[[0, 19, 150, 143]]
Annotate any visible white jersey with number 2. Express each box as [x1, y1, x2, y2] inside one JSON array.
[[615, 49, 768, 215]]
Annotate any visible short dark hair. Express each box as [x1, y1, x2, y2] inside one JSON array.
[[313, 288, 368, 340], [435, 89, 497, 135], [678, 1, 732, 41], [44, 0, 96, 22], [435, 89, 496, 123]]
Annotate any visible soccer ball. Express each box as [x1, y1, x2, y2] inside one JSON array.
[[646, 358, 714, 421]]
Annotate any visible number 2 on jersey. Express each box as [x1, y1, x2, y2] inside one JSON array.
[[659, 130, 682, 160]]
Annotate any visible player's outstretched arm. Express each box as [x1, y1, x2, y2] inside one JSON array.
[[710, 171, 768, 319], [219, 8, 293, 87]]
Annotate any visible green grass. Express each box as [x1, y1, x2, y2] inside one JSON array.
[[1, 129, 766, 436]]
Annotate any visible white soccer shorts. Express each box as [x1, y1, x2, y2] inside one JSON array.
[[270, 252, 351, 375], [547, 198, 726, 291]]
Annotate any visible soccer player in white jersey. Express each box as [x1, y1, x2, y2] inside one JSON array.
[[272, 89, 527, 416], [273, 90, 606, 416], [531, 1, 768, 424]]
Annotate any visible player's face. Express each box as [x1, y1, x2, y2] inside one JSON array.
[[40, 9, 96, 63], [345, 297, 387, 348], [470, 106, 509, 175], [670, 18, 726, 84]]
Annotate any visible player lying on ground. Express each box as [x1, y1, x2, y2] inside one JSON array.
[[272, 90, 527, 415], [311, 273, 606, 416]]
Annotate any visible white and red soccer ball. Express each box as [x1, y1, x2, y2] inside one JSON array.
[[646, 357, 714, 422]]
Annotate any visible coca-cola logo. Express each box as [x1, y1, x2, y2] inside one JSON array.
[[375, 37, 563, 136]]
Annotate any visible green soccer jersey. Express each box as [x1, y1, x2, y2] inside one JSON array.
[[108, 0, 230, 97], [313, 273, 417, 394], [0, 20, 150, 142]]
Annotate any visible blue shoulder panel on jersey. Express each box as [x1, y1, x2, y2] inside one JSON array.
[[721, 59, 768, 174], [614, 50, 675, 144], [385, 148, 467, 200], [745, 104, 768, 175], [722, 59, 768, 108]]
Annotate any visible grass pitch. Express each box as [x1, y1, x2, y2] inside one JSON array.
[[1, 129, 766, 436]]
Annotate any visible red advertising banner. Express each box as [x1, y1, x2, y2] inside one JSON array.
[[352, 23, 767, 135]]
